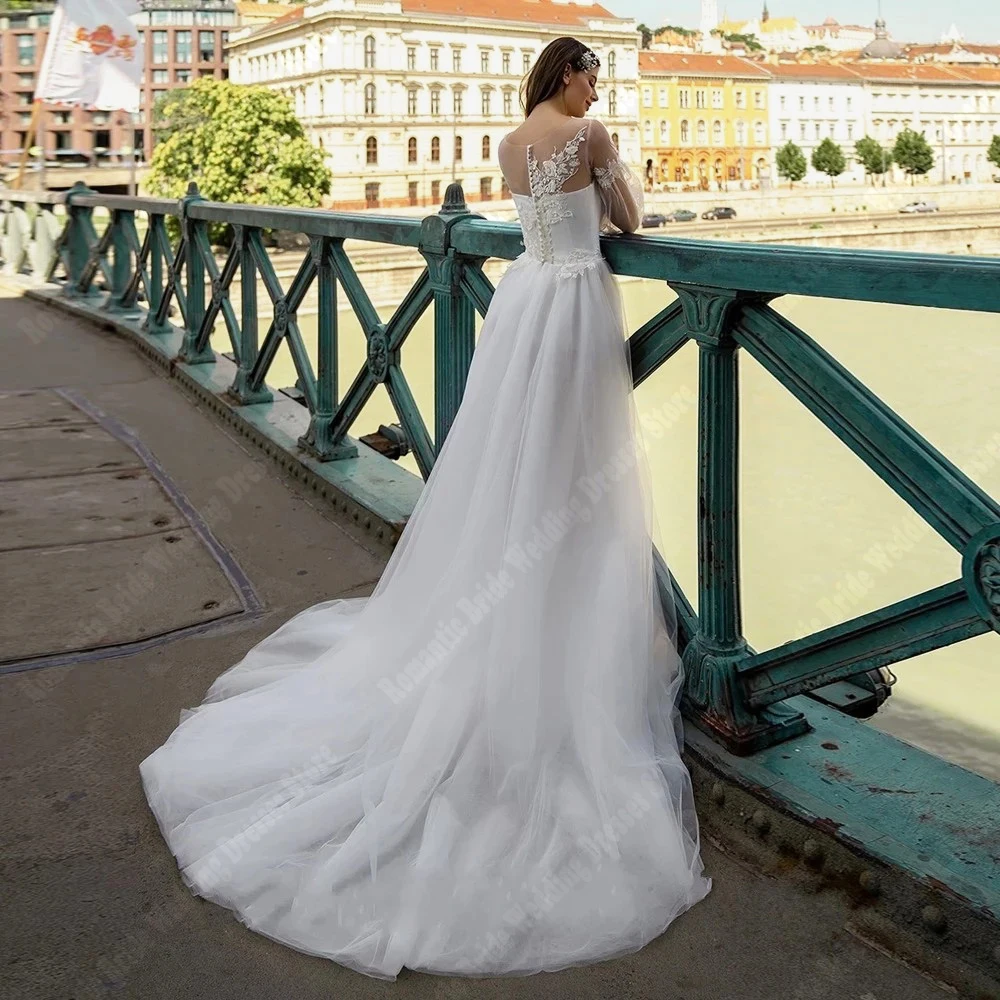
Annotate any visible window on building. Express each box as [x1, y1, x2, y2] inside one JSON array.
[[815, 121, 821, 139], [523, 52, 531, 73], [480, 50, 490, 73], [780, 121, 787, 139], [828, 95, 835, 111], [409, 181, 419, 206], [712, 89, 723, 108], [847, 96, 852, 111], [847, 122, 854, 139], [176, 31, 192, 63], [643, 120, 653, 142], [431, 136, 440, 161], [407, 47, 416, 70], [365, 182, 380, 207], [754, 121, 765, 144], [502, 51, 510, 74], [454, 135, 463, 161], [503, 91, 512, 116], [452, 89, 462, 115], [481, 89, 491, 115], [408, 89, 417, 115], [408, 136, 417, 162], [199, 30, 214, 62], [642, 87, 652, 108], [176, 68, 191, 83], [608, 89, 617, 116], [799, 95, 805, 111], [608, 51, 616, 77], [431, 90, 440, 115], [735, 120, 746, 144], [658, 87, 668, 106], [453, 49, 461, 72], [696, 120, 706, 143], [735, 90, 746, 109], [800, 121, 807, 139], [779, 94, 786, 109], [364, 84, 376, 115], [501, 177, 510, 198], [54, 130, 71, 151], [680, 120, 689, 143], [431, 179, 441, 201], [16, 73, 35, 87], [53, 110, 72, 125], [430, 47, 439, 71], [480, 176, 492, 200], [712, 120, 722, 144], [482, 134, 490, 160], [659, 120, 668, 142], [366, 136, 377, 163], [679, 89, 690, 109], [17, 92, 31, 106], [696, 89, 706, 109], [152, 31, 168, 64], [364, 35, 376, 69], [16, 35, 35, 65], [152, 69, 169, 84], [813, 95, 820, 110], [198, 68, 214, 79]]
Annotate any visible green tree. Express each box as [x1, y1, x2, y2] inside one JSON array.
[[148, 79, 332, 242], [987, 134, 1000, 173], [722, 32, 764, 51], [811, 137, 846, 187], [854, 135, 893, 186], [775, 141, 807, 188], [892, 128, 935, 185], [637, 23, 653, 48]]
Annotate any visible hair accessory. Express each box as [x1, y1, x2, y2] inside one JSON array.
[[576, 49, 600, 72]]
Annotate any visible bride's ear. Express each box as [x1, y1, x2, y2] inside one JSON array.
[[562, 63, 572, 86]]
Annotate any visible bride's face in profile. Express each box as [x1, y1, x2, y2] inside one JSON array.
[[562, 65, 599, 118]]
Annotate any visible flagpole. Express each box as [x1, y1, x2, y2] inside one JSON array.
[[11, 99, 41, 190]]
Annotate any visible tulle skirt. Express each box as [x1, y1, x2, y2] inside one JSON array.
[[140, 254, 711, 979]]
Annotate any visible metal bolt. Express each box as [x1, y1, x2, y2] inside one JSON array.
[[711, 782, 726, 805], [859, 870, 880, 896], [802, 839, 824, 867], [921, 905, 947, 933], [992, 943, 1000, 964], [751, 809, 770, 835]]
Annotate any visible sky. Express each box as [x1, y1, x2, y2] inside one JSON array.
[[613, 1, 1000, 45]]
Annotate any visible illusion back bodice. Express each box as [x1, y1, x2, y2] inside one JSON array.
[[498, 117, 644, 277]]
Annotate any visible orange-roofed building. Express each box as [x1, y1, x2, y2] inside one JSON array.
[[227, 0, 643, 210], [637, 52, 771, 191]]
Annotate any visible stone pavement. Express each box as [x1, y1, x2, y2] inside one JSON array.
[[0, 289, 949, 1000]]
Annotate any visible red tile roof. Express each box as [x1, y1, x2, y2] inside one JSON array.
[[765, 62, 862, 80], [847, 63, 970, 83], [638, 52, 771, 78]]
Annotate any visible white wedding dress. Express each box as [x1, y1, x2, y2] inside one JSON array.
[[141, 117, 711, 980]]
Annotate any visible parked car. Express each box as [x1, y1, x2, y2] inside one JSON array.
[[899, 201, 940, 213], [701, 206, 737, 220], [641, 213, 668, 228], [665, 209, 697, 222]]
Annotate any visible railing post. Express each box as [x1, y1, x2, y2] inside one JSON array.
[[228, 223, 272, 405], [64, 181, 96, 296], [106, 209, 134, 313], [142, 214, 171, 334], [1, 199, 27, 276], [178, 182, 214, 364], [421, 182, 480, 454], [671, 283, 810, 755]]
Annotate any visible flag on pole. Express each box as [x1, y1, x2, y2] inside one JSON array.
[[35, 0, 144, 113]]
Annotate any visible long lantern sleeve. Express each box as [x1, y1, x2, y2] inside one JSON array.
[[587, 120, 644, 235]]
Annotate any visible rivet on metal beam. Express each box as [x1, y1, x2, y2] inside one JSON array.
[[711, 782, 726, 805], [802, 839, 824, 868], [858, 870, 880, 896], [921, 905, 947, 933], [751, 809, 770, 835]]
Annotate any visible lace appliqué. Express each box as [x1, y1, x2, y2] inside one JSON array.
[[594, 158, 629, 189], [524, 125, 588, 265], [506, 250, 604, 280]]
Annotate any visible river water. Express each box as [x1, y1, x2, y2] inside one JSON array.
[[215, 263, 1000, 781]]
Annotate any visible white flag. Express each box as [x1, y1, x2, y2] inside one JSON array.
[[35, 0, 144, 113]]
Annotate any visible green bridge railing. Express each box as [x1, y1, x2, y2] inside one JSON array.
[[3, 180, 999, 758]]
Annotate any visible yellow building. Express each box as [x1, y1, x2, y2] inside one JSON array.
[[638, 52, 771, 191]]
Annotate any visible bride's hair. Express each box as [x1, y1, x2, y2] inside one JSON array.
[[520, 37, 601, 116]]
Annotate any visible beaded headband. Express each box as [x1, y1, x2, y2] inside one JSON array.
[[575, 49, 600, 72]]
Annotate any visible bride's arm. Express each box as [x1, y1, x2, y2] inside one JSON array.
[[587, 120, 644, 235]]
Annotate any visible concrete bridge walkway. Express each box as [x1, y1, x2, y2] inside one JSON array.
[[0, 288, 950, 1000]]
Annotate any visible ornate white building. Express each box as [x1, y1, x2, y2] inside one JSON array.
[[227, 0, 642, 210]]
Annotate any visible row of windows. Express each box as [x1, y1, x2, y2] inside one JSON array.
[[643, 119, 768, 145], [364, 176, 511, 208], [872, 92, 997, 110], [642, 86, 765, 110], [366, 134, 494, 164], [151, 30, 227, 64], [779, 120, 856, 141], [361, 86, 620, 118], [779, 94, 854, 112]]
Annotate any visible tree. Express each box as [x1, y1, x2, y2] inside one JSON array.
[[148, 79, 332, 242], [811, 137, 846, 187], [854, 135, 893, 186], [722, 32, 763, 51], [987, 135, 1000, 173], [637, 23, 653, 48], [776, 141, 807, 188], [892, 128, 935, 185]]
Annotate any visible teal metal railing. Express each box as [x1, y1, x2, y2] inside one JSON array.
[[3, 179, 999, 756]]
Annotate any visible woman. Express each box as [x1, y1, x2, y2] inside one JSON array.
[[141, 36, 710, 980]]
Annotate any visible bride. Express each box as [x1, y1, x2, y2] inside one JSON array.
[[141, 36, 711, 980]]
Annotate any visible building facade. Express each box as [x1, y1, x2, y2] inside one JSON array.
[[227, 0, 642, 210], [638, 52, 771, 191], [767, 63, 867, 184], [0, 1, 234, 172]]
